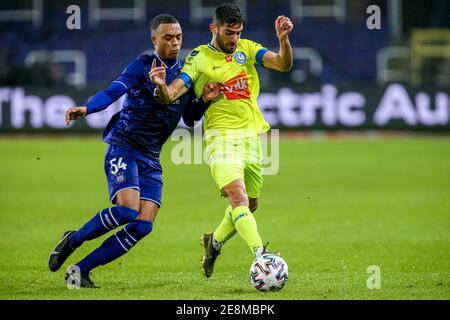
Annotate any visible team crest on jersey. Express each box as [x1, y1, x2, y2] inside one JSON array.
[[234, 51, 246, 64], [115, 172, 126, 184], [223, 70, 251, 100]]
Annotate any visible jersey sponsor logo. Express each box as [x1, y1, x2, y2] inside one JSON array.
[[223, 70, 251, 100], [234, 51, 246, 64], [104, 213, 116, 228], [124, 238, 133, 247]]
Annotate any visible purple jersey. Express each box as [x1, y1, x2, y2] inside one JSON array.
[[85, 52, 208, 158]]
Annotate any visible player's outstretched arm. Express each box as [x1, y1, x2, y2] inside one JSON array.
[[262, 15, 294, 72], [66, 106, 87, 126], [65, 80, 128, 126], [65, 57, 144, 126], [149, 59, 188, 104]]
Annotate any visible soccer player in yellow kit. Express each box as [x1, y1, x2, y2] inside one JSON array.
[[150, 3, 293, 277]]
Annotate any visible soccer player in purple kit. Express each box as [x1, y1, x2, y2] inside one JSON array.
[[48, 14, 223, 288]]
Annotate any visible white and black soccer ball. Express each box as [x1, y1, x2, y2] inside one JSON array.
[[249, 254, 288, 291]]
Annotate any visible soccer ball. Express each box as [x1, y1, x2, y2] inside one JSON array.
[[249, 253, 288, 291]]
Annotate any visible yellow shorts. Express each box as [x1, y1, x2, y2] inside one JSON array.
[[206, 134, 263, 198]]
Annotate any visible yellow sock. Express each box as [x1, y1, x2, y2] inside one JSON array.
[[230, 206, 263, 254], [213, 205, 237, 245]]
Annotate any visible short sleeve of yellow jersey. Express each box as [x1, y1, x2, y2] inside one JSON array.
[[178, 49, 200, 90], [239, 39, 268, 66]]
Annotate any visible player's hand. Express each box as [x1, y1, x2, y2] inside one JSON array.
[[275, 16, 293, 41], [66, 106, 87, 126], [149, 59, 166, 87], [201, 82, 224, 103]]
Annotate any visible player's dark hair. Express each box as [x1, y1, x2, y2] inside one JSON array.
[[150, 14, 179, 35], [213, 3, 244, 27]]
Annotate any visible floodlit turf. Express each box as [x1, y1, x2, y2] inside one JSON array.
[[0, 135, 449, 300]]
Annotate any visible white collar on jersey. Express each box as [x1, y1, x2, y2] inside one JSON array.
[[153, 51, 179, 69]]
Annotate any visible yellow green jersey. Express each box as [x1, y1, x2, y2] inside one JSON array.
[[179, 39, 270, 137]]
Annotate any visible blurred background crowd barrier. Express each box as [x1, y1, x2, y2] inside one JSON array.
[[0, 0, 449, 132]]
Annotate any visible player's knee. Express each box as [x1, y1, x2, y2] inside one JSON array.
[[138, 201, 159, 223], [111, 206, 139, 225], [115, 190, 140, 211], [225, 186, 248, 206], [117, 201, 139, 212], [127, 219, 153, 240]]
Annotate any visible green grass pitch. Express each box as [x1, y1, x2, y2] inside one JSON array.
[[0, 136, 449, 300]]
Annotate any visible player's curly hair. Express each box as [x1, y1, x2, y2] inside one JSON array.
[[150, 14, 179, 35], [213, 3, 244, 27]]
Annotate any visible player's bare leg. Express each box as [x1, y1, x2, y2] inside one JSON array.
[[137, 200, 159, 223], [223, 179, 248, 207], [116, 188, 140, 212]]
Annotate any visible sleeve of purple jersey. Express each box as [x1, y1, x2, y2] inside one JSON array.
[[85, 58, 145, 115], [182, 90, 210, 127]]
